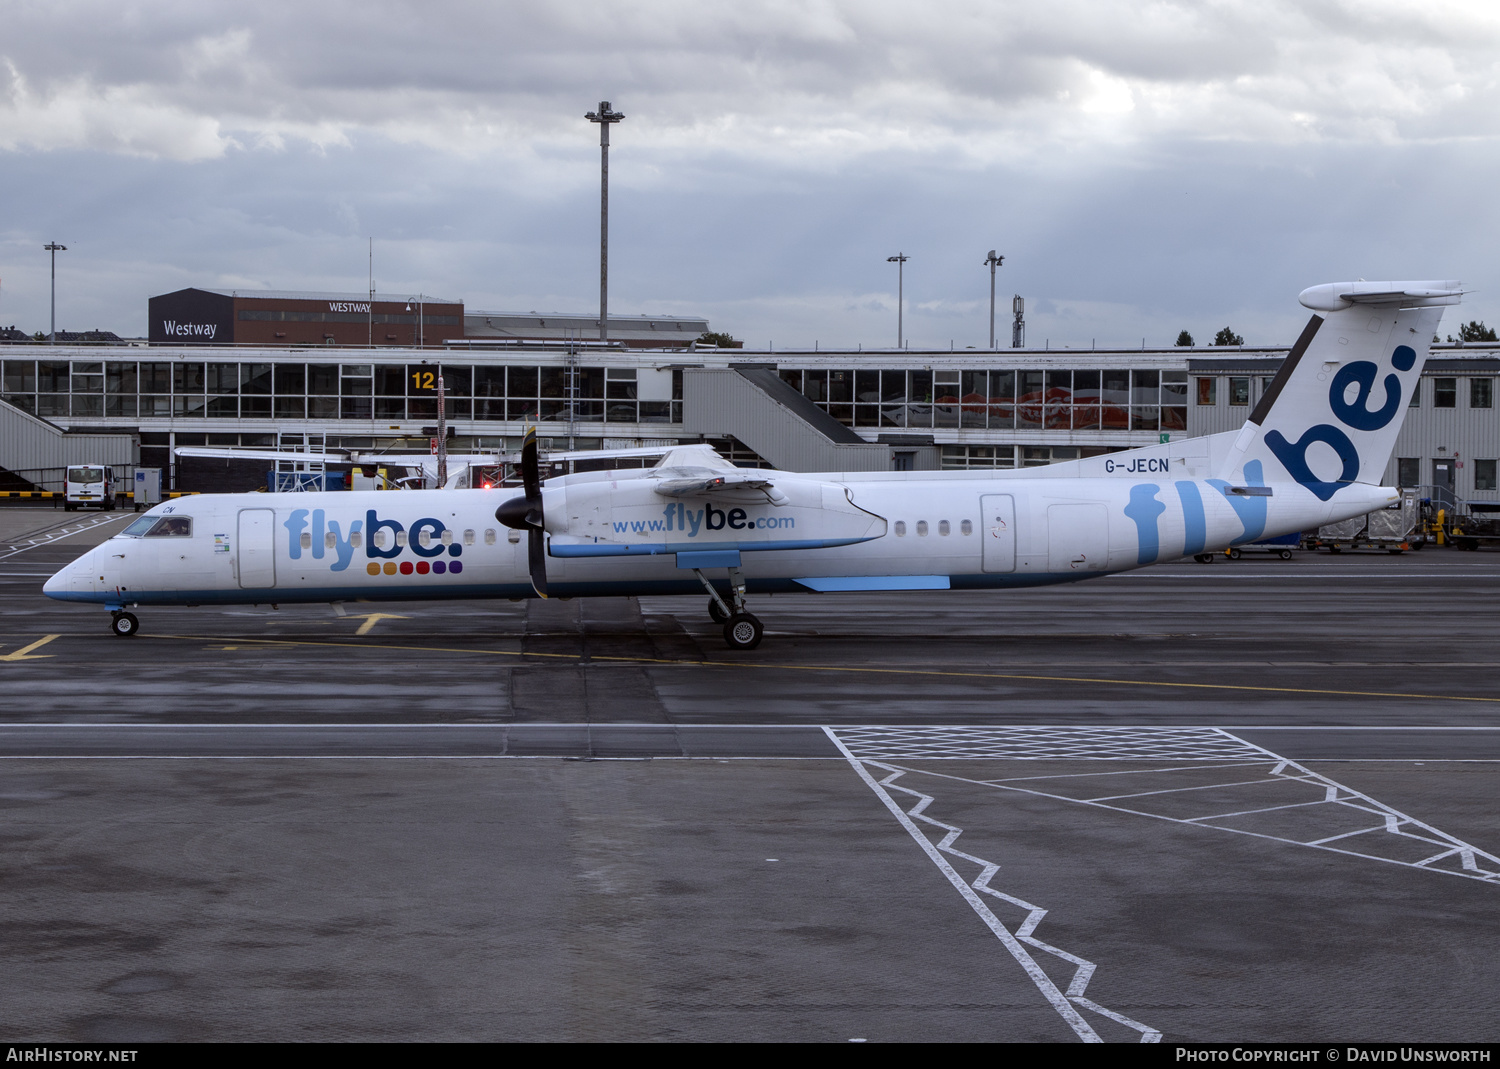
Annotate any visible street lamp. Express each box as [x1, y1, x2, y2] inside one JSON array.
[[405, 296, 424, 348], [984, 250, 1004, 349], [585, 100, 625, 345], [44, 242, 66, 344], [887, 253, 908, 348]]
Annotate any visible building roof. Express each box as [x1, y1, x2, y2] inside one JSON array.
[[193, 288, 462, 306], [464, 310, 710, 344]]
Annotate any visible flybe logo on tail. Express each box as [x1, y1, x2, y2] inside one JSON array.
[[1265, 344, 1414, 501]]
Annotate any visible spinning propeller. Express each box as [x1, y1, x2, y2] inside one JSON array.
[[495, 428, 548, 597]]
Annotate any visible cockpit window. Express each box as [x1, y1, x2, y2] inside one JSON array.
[[125, 516, 194, 538], [146, 517, 193, 537]]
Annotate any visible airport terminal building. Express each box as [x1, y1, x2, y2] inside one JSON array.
[[4, 331, 1499, 507]]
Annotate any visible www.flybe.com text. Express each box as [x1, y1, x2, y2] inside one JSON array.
[[614, 504, 795, 537]]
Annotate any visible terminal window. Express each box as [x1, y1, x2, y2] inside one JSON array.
[[1196, 378, 1216, 405], [1228, 377, 1250, 406], [1397, 458, 1420, 488], [1471, 379, 1493, 409], [1435, 378, 1457, 408], [1477, 460, 1498, 492]]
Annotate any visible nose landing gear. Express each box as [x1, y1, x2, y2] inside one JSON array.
[[109, 611, 139, 637]]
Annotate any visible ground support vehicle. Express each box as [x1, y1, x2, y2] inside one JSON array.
[[1447, 505, 1500, 550], [64, 465, 116, 512], [1194, 531, 1301, 562], [1309, 489, 1422, 553]]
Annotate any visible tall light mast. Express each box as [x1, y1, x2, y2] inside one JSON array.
[[585, 101, 625, 345], [887, 253, 908, 348], [984, 250, 1004, 349]]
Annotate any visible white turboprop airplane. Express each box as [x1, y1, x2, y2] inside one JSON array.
[[45, 279, 1460, 649]]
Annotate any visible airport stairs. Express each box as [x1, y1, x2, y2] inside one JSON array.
[[0, 397, 137, 492], [682, 366, 892, 472]]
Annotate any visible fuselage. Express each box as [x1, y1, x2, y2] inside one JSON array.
[[44, 469, 1392, 610]]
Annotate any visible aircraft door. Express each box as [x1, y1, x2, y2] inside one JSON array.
[[1047, 503, 1109, 572], [237, 508, 277, 588], [980, 494, 1016, 573]]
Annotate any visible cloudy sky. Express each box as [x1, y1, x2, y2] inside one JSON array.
[[2, 0, 1497, 349]]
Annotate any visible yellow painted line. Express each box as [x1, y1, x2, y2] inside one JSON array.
[[0, 635, 60, 662], [144, 633, 1500, 705], [347, 613, 410, 636]]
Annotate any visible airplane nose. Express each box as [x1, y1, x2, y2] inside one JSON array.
[[44, 547, 98, 600]]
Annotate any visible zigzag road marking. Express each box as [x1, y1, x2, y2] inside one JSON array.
[[0, 514, 125, 561], [824, 727, 1160, 1044]]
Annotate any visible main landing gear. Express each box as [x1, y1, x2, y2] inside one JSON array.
[[110, 610, 139, 637], [694, 567, 763, 650]]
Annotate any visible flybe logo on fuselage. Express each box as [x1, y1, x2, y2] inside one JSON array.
[[329, 302, 371, 313], [282, 509, 462, 574]]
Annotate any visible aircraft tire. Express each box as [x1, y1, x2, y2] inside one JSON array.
[[1227, 548, 1242, 560], [110, 612, 139, 638], [1278, 549, 1293, 560], [1193, 553, 1214, 564], [723, 613, 763, 651], [707, 598, 729, 623]]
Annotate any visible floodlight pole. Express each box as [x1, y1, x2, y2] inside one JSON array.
[[586, 101, 625, 345], [887, 253, 908, 348], [984, 250, 1004, 349], [44, 242, 66, 344]]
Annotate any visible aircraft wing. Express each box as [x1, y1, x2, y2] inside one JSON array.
[[174, 446, 351, 464]]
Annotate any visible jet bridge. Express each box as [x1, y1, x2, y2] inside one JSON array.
[[682, 366, 893, 472]]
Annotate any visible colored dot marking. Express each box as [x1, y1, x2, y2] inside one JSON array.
[[450, 561, 462, 574], [433, 560, 447, 574], [416, 561, 430, 575], [366, 563, 380, 576], [448, 544, 461, 557], [399, 561, 413, 575], [383, 562, 397, 575]]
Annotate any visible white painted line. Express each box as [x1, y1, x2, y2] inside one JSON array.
[[825, 727, 1161, 1044]]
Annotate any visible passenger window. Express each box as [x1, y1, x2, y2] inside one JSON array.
[[373, 530, 389, 549], [916, 520, 929, 536], [463, 529, 476, 546], [484, 529, 497, 545], [894, 521, 906, 536], [143, 517, 193, 537], [395, 530, 408, 547], [961, 519, 973, 535], [350, 531, 362, 548], [324, 532, 336, 549], [417, 530, 432, 548], [441, 529, 454, 546], [938, 520, 951, 536], [300, 532, 312, 549]]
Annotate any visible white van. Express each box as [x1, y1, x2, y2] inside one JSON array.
[[65, 465, 116, 511]]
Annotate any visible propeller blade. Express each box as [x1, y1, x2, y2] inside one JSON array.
[[521, 427, 540, 503], [527, 528, 549, 598]]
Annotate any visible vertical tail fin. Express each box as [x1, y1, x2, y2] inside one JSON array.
[[1217, 280, 1462, 498]]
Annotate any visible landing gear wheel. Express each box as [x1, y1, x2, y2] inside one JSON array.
[[110, 611, 139, 638], [707, 598, 729, 623], [1227, 548, 1243, 560], [1192, 553, 1214, 564], [722, 613, 763, 650], [1278, 548, 1293, 560]]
